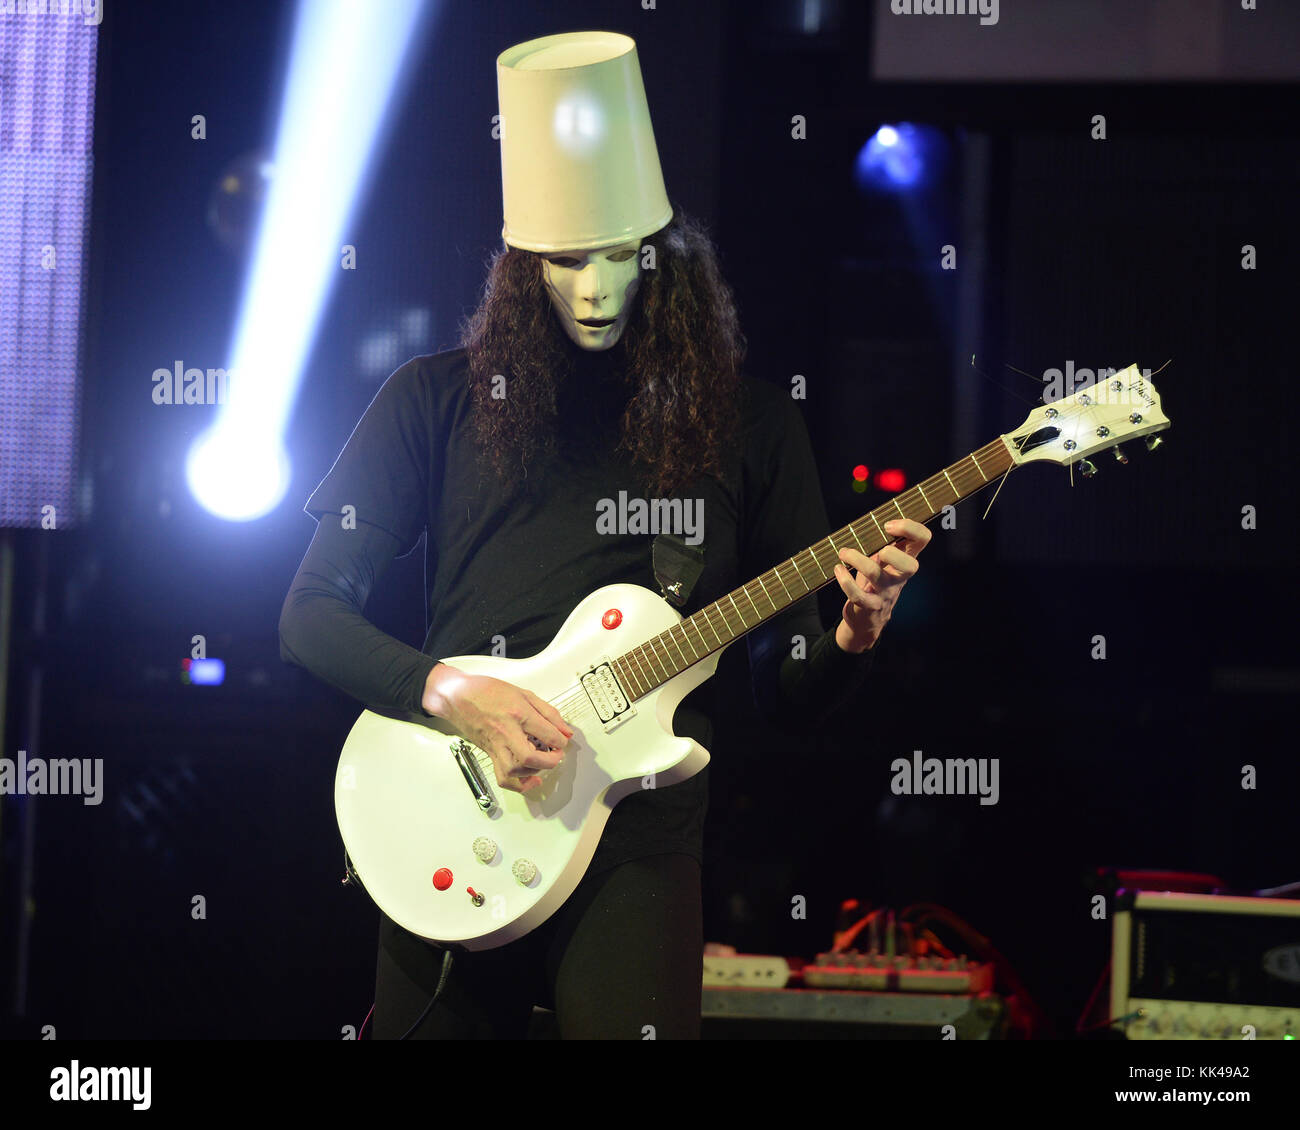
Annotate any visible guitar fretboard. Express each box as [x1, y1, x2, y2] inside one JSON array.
[[610, 436, 1015, 701]]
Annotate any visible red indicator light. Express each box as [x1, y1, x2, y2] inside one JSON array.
[[876, 468, 906, 492], [852, 464, 869, 482]]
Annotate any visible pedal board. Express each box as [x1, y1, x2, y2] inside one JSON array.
[[804, 950, 994, 993]]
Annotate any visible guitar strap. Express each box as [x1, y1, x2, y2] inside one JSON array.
[[652, 533, 705, 608]]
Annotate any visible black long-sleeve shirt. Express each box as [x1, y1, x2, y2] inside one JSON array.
[[280, 342, 874, 873]]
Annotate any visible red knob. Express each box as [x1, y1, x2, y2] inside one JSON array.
[[432, 867, 453, 890], [602, 608, 622, 629]]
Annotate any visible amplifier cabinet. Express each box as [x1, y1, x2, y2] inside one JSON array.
[[1111, 891, 1300, 1040]]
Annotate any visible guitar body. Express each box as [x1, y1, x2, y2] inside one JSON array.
[[334, 583, 719, 950]]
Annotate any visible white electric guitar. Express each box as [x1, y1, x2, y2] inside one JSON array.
[[335, 365, 1170, 949]]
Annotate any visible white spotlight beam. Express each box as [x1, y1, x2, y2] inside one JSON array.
[[188, 0, 430, 521]]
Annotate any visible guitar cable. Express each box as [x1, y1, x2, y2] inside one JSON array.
[[398, 949, 455, 1040], [343, 849, 456, 1040]]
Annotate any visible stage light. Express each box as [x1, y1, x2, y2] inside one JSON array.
[[854, 123, 946, 193], [852, 464, 869, 481], [0, 14, 99, 529], [182, 658, 226, 687], [187, 0, 431, 521], [876, 468, 907, 492], [185, 427, 290, 522]]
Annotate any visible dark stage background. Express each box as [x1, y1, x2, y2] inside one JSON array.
[[2, 0, 1297, 1040]]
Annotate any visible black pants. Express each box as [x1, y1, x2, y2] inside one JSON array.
[[373, 852, 702, 1040]]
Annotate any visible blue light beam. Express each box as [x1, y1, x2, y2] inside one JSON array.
[[854, 122, 946, 193], [187, 0, 431, 521]]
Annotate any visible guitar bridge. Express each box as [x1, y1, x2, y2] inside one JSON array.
[[452, 738, 498, 814], [579, 660, 636, 732]]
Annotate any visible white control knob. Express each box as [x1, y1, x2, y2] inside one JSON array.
[[512, 858, 538, 885], [472, 836, 497, 863]]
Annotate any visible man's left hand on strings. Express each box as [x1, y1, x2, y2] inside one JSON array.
[[833, 518, 931, 652]]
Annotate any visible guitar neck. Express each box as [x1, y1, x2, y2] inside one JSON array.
[[610, 436, 1015, 701]]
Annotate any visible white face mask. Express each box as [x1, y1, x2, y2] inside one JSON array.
[[540, 239, 642, 351]]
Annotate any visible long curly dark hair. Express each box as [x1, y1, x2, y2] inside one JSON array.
[[457, 206, 745, 498]]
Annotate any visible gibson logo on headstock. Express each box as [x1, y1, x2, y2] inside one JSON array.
[[1128, 380, 1156, 408]]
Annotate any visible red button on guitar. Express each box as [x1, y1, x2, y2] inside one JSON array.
[[602, 609, 622, 629], [432, 868, 453, 890]]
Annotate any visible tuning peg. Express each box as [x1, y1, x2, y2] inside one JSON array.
[[1145, 435, 1163, 453], [1078, 459, 1098, 478], [1111, 445, 1129, 465]]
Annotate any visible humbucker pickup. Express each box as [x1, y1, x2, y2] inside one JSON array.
[[580, 661, 635, 729]]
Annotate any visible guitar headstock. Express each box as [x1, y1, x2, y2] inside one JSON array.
[[1002, 364, 1171, 471]]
